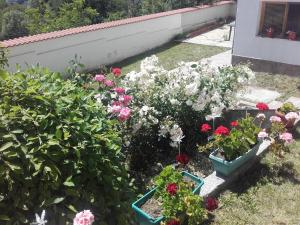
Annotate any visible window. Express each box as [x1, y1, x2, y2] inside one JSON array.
[[259, 1, 300, 40]]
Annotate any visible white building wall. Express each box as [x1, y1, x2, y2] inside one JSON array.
[[233, 0, 300, 66], [5, 2, 235, 73]]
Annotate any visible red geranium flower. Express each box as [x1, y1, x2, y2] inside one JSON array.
[[230, 121, 238, 127], [112, 67, 122, 77], [200, 123, 212, 133], [166, 183, 178, 196], [205, 197, 218, 211], [214, 126, 230, 136], [167, 219, 180, 225], [176, 153, 189, 165], [256, 102, 269, 110]]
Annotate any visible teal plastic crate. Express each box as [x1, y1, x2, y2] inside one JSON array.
[[131, 171, 204, 225], [209, 143, 260, 177]]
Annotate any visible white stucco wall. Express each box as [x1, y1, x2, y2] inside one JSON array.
[[5, 2, 235, 73], [233, 0, 300, 66]]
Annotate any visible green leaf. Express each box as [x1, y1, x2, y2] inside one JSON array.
[[0, 69, 9, 80], [0, 142, 13, 152], [0, 215, 10, 221], [63, 181, 75, 187], [67, 204, 78, 213], [11, 130, 24, 134]]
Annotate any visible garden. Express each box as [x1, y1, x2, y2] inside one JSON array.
[[0, 43, 299, 225]]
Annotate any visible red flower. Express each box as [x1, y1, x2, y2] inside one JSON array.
[[256, 102, 269, 110], [112, 67, 122, 77], [205, 197, 218, 211], [214, 126, 230, 136], [200, 123, 212, 133], [166, 183, 178, 196], [167, 219, 180, 225], [176, 153, 189, 165], [230, 121, 238, 127]]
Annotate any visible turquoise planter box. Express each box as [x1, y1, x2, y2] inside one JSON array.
[[209, 143, 260, 177], [131, 171, 204, 225]]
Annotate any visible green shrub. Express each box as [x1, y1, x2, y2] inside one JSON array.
[[0, 67, 135, 225]]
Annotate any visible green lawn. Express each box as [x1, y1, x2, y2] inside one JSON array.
[[256, 72, 300, 100], [111, 42, 228, 74], [209, 73, 300, 224], [209, 136, 300, 225]]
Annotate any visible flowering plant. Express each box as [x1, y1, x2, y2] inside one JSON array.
[[115, 55, 255, 156], [200, 116, 261, 161], [154, 166, 207, 225]]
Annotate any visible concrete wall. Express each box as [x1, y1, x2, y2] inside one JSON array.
[[4, 2, 235, 73], [233, 0, 300, 67]]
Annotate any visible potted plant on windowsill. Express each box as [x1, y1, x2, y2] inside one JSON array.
[[287, 31, 297, 40], [131, 166, 206, 225], [275, 102, 299, 129], [266, 27, 274, 38]]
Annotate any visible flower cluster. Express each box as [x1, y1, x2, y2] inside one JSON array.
[[166, 183, 178, 196], [205, 197, 219, 212], [214, 126, 230, 136], [120, 55, 254, 148], [93, 68, 134, 122], [73, 210, 95, 225], [166, 219, 180, 225], [176, 153, 189, 165], [256, 102, 269, 110]]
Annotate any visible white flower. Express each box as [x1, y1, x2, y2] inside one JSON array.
[[256, 113, 266, 120], [169, 124, 184, 144], [158, 125, 169, 138], [170, 99, 180, 105], [285, 112, 299, 120], [186, 100, 193, 106], [185, 82, 198, 96], [31, 210, 47, 225], [258, 131, 268, 139]]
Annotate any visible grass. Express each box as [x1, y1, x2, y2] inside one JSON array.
[[210, 137, 300, 225], [255, 72, 300, 100], [111, 42, 228, 74]]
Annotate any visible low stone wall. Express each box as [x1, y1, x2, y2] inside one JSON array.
[[1, 1, 236, 73]]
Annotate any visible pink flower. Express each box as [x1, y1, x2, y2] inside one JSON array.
[[285, 112, 299, 120], [73, 210, 94, 225], [94, 74, 106, 82], [258, 131, 268, 139], [112, 101, 122, 106], [111, 105, 122, 114], [270, 116, 282, 123], [118, 107, 131, 121], [104, 80, 114, 87], [113, 87, 125, 95], [112, 68, 122, 77], [279, 132, 294, 144], [120, 95, 133, 106]]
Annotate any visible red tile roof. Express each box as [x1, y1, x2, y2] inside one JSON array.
[[0, 1, 234, 48]]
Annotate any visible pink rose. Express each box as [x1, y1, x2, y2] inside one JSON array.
[[270, 116, 282, 123], [279, 132, 294, 144], [104, 80, 114, 87], [73, 210, 94, 225], [118, 107, 131, 121], [113, 87, 125, 95], [94, 74, 106, 82]]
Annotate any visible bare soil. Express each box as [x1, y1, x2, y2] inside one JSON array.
[[140, 197, 163, 219]]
